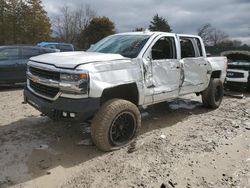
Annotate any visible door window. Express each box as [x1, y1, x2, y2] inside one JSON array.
[[151, 37, 176, 60], [180, 38, 196, 58], [0, 48, 19, 60], [45, 44, 57, 49], [22, 48, 41, 59]]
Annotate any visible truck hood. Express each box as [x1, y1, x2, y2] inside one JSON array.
[[30, 52, 127, 69]]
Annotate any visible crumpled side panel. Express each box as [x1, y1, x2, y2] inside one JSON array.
[[77, 60, 143, 103]]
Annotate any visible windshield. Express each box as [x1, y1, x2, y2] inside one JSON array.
[[87, 34, 150, 58]]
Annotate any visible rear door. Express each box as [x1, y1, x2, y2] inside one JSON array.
[[178, 36, 209, 95], [0, 47, 21, 84]]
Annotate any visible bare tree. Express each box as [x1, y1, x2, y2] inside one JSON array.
[[232, 40, 242, 48], [197, 23, 228, 46], [210, 28, 228, 46], [75, 4, 96, 31], [197, 23, 214, 46], [53, 4, 96, 45]]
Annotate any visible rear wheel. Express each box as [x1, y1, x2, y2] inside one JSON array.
[[91, 99, 141, 151], [202, 78, 224, 109]]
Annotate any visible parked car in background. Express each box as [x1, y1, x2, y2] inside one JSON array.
[[37, 42, 74, 52], [0, 45, 57, 86], [221, 51, 250, 91]]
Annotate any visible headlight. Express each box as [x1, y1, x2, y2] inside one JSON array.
[[59, 72, 89, 94], [60, 73, 88, 82]]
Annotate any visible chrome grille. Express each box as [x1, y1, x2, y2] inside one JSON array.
[[29, 80, 59, 98], [226, 71, 244, 78], [27, 64, 61, 100], [29, 66, 60, 81]]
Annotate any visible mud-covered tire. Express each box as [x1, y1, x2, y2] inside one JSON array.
[[202, 78, 224, 109], [91, 99, 141, 152]]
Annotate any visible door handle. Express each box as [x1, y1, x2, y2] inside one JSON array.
[[170, 66, 180, 69]]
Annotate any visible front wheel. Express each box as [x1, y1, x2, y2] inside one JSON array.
[[91, 99, 141, 151], [202, 78, 224, 109]]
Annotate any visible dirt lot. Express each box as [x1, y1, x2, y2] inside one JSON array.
[[0, 87, 250, 188]]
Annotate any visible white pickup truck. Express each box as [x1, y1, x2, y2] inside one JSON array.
[[24, 31, 227, 151]]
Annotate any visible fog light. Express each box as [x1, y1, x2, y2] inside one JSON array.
[[70, 113, 76, 118], [62, 112, 68, 117]]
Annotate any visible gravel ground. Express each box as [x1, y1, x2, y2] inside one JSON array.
[[0, 87, 250, 188]]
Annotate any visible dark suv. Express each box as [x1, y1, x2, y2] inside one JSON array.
[[0, 45, 57, 85]]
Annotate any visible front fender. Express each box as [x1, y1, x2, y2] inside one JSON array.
[[76, 59, 143, 98]]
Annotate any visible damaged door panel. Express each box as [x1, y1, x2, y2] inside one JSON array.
[[178, 37, 209, 95], [150, 36, 180, 102]]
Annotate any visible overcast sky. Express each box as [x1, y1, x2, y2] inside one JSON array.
[[42, 0, 250, 44]]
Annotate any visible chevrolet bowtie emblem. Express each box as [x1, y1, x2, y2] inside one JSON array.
[[31, 77, 39, 83]]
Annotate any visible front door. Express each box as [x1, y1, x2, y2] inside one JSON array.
[[150, 36, 181, 103]]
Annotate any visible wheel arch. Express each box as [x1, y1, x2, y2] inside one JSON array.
[[211, 70, 222, 79], [100, 83, 139, 106]]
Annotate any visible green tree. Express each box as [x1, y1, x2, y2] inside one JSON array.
[[26, 0, 51, 44], [1, 0, 28, 44], [5, 0, 23, 44], [149, 14, 172, 32], [0, 0, 51, 45], [80, 16, 115, 49], [0, 0, 8, 44]]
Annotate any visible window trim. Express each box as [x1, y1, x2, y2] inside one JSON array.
[[195, 38, 203, 57]]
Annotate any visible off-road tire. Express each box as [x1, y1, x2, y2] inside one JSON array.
[[202, 78, 224, 109], [91, 99, 141, 152]]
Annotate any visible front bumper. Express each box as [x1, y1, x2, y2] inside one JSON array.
[[24, 87, 100, 122], [225, 69, 249, 91], [224, 81, 248, 91]]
